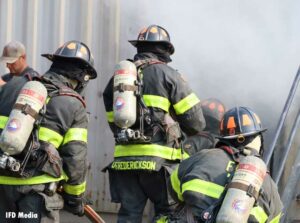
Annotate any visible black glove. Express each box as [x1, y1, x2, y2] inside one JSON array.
[[62, 192, 85, 216]]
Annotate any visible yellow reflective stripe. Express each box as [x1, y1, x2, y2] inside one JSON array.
[[64, 181, 86, 195], [269, 213, 282, 223], [106, 111, 114, 123], [0, 172, 67, 185], [182, 179, 224, 199], [156, 215, 168, 223], [143, 95, 170, 112], [38, 127, 63, 149], [46, 96, 51, 104], [173, 93, 200, 115], [62, 128, 87, 145], [182, 151, 190, 160], [0, 116, 8, 129], [250, 206, 268, 223], [170, 167, 183, 201], [115, 144, 184, 160]]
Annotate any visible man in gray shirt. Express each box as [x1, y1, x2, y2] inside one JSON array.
[[0, 41, 39, 85]]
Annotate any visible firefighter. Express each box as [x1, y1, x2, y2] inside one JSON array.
[[0, 41, 39, 85], [167, 106, 283, 222], [183, 98, 226, 156], [103, 25, 206, 222], [0, 40, 97, 222]]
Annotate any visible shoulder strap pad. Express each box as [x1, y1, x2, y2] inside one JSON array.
[[196, 132, 215, 145], [23, 69, 40, 81], [41, 76, 86, 108], [220, 145, 241, 162], [58, 86, 86, 108], [134, 58, 165, 69]]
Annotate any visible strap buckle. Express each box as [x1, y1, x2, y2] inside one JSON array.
[[118, 83, 125, 92], [247, 184, 256, 198], [21, 104, 32, 115]]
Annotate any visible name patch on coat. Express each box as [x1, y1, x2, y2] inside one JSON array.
[[111, 161, 156, 170]]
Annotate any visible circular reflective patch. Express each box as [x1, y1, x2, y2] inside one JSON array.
[[232, 199, 247, 213], [114, 97, 125, 111], [7, 119, 21, 132]]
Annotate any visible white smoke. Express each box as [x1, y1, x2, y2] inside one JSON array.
[[119, 0, 300, 147]]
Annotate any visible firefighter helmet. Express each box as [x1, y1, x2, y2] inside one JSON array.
[[220, 107, 266, 140], [201, 98, 226, 135], [42, 40, 97, 80], [129, 25, 175, 55]]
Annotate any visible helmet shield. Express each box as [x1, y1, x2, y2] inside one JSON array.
[[219, 107, 266, 139], [201, 98, 226, 135], [129, 25, 175, 55], [42, 40, 97, 79]]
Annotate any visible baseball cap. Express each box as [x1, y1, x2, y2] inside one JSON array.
[[0, 41, 26, 64]]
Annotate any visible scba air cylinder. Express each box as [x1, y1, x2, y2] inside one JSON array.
[[0, 81, 47, 155], [113, 60, 137, 128], [216, 155, 267, 223]]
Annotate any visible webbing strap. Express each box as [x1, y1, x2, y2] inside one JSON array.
[[13, 103, 39, 119], [227, 182, 259, 200], [113, 84, 138, 92]]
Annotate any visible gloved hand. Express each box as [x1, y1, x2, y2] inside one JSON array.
[[62, 192, 85, 216]]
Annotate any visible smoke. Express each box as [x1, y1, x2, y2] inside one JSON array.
[[119, 0, 300, 147]]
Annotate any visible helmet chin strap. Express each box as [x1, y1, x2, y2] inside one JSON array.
[[66, 72, 90, 94], [244, 135, 262, 155], [67, 78, 79, 90]]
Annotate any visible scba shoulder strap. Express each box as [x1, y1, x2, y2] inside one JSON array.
[[42, 78, 86, 108], [134, 58, 165, 69], [57, 86, 86, 108]]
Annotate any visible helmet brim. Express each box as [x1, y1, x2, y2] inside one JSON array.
[[217, 129, 267, 140], [128, 40, 175, 55], [41, 54, 97, 79]]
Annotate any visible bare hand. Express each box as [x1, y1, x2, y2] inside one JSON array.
[[0, 78, 6, 86]]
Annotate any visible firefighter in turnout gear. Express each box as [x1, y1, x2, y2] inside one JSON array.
[[167, 107, 283, 223], [183, 98, 226, 156], [0, 40, 97, 222], [103, 25, 206, 222]]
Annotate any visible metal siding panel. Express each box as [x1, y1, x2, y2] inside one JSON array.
[[0, 0, 152, 218], [85, 0, 120, 213], [0, 0, 13, 75], [0, 0, 121, 213], [25, 0, 39, 69], [38, 0, 60, 74]]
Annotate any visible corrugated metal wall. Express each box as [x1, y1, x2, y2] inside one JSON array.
[[0, 0, 151, 216], [0, 0, 125, 214], [1, 1, 300, 220]]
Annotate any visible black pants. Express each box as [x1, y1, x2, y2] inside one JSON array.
[[0, 184, 62, 223], [109, 168, 176, 223]]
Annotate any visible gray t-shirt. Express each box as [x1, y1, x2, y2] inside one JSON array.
[[1, 66, 39, 83]]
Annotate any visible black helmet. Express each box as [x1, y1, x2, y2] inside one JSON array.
[[219, 107, 266, 141], [129, 25, 175, 55], [201, 98, 226, 135], [42, 40, 97, 79]]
